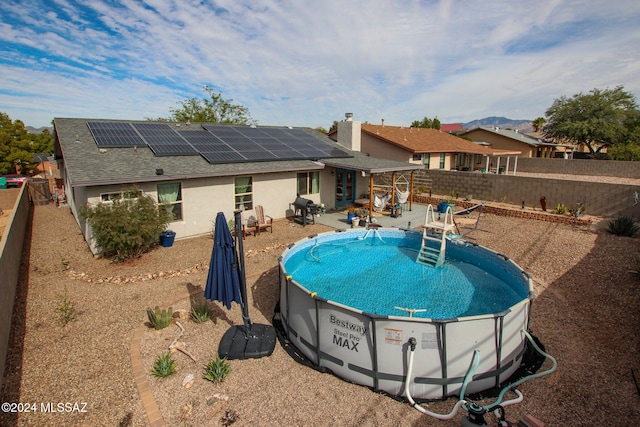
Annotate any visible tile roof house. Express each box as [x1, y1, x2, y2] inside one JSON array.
[[53, 118, 421, 252], [329, 116, 521, 174], [439, 123, 463, 133], [459, 126, 567, 158]]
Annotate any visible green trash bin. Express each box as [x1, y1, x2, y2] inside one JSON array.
[[0, 177, 6, 189]]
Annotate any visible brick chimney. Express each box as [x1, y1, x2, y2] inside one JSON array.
[[337, 113, 361, 152]]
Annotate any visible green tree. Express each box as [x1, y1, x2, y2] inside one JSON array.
[[164, 86, 252, 125], [0, 112, 54, 175], [532, 117, 546, 132], [543, 86, 639, 154], [411, 116, 440, 129], [608, 143, 640, 161]]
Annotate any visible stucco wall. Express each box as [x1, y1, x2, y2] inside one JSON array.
[[0, 186, 29, 389], [361, 133, 413, 163], [76, 169, 331, 250]]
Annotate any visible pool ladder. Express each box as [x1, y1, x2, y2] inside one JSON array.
[[416, 204, 456, 268]]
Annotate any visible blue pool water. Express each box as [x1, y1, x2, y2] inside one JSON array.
[[283, 233, 527, 319]]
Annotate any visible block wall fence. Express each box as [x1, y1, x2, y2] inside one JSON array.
[[387, 158, 640, 218]]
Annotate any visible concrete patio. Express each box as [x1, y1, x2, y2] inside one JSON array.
[[312, 202, 427, 230]]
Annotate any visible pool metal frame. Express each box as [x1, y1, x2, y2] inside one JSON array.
[[278, 228, 534, 400]]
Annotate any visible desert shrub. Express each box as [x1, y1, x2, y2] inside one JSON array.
[[56, 285, 76, 326], [553, 203, 568, 215], [80, 187, 171, 261], [203, 356, 231, 383], [147, 306, 173, 330], [191, 302, 210, 323], [607, 216, 640, 237], [151, 353, 176, 377]]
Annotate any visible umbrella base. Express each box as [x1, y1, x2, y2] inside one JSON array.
[[218, 324, 277, 360]]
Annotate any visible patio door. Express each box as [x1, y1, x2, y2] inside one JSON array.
[[335, 169, 355, 207]]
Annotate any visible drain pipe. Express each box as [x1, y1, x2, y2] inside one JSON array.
[[404, 337, 480, 420]]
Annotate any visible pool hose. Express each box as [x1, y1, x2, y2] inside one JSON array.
[[403, 337, 479, 420], [404, 329, 557, 421]]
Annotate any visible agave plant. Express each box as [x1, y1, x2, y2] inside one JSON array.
[[151, 352, 176, 377], [203, 356, 231, 383], [607, 216, 640, 237], [191, 302, 210, 323], [146, 306, 173, 330]]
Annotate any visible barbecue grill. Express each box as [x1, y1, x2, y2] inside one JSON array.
[[291, 196, 317, 226]]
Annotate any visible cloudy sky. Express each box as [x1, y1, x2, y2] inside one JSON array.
[[1, 1, 639, 129]]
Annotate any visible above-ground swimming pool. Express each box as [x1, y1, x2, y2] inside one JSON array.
[[278, 228, 534, 400]]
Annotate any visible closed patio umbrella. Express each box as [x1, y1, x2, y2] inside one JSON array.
[[204, 212, 243, 309], [205, 210, 276, 360]]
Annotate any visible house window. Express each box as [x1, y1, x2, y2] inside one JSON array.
[[297, 172, 319, 195], [157, 182, 182, 221], [235, 176, 253, 210], [412, 153, 422, 162], [475, 154, 483, 165], [423, 153, 430, 167], [100, 188, 142, 202], [439, 153, 445, 169]]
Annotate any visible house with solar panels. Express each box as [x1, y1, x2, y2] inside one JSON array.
[[53, 117, 422, 252]]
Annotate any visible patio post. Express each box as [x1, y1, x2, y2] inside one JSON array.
[[369, 173, 374, 216], [391, 172, 396, 212], [410, 171, 414, 211]]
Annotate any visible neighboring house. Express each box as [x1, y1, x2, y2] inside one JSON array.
[[53, 118, 421, 252], [460, 126, 567, 158], [330, 118, 521, 173], [439, 123, 463, 133], [526, 131, 607, 157]]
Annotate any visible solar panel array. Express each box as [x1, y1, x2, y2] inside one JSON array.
[[87, 122, 351, 164], [132, 123, 199, 156], [87, 122, 144, 148]]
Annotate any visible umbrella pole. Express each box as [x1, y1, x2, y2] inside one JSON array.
[[234, 210, 252, 335]]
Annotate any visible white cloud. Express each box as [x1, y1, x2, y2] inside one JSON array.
[[0, 0, 639, 128]]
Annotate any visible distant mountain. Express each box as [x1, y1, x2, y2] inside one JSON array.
[[26, 126, 53, 134], [463, 116, 533, 133]]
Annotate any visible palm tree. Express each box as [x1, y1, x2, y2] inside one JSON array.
[[532, 117, 546, 132]]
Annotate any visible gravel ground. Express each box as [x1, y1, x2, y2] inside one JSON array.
[[1, 202, 640, 427]]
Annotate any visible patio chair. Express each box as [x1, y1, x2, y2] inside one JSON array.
[[252, 205, 273, 236]]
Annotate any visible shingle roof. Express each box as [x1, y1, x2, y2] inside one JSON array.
[[54, 118, 420, 187], [361, 124, 521, 156], [460, 126, 556, 147]]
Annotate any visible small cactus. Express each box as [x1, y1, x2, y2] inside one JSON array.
[[146, 306, 173, 330]]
